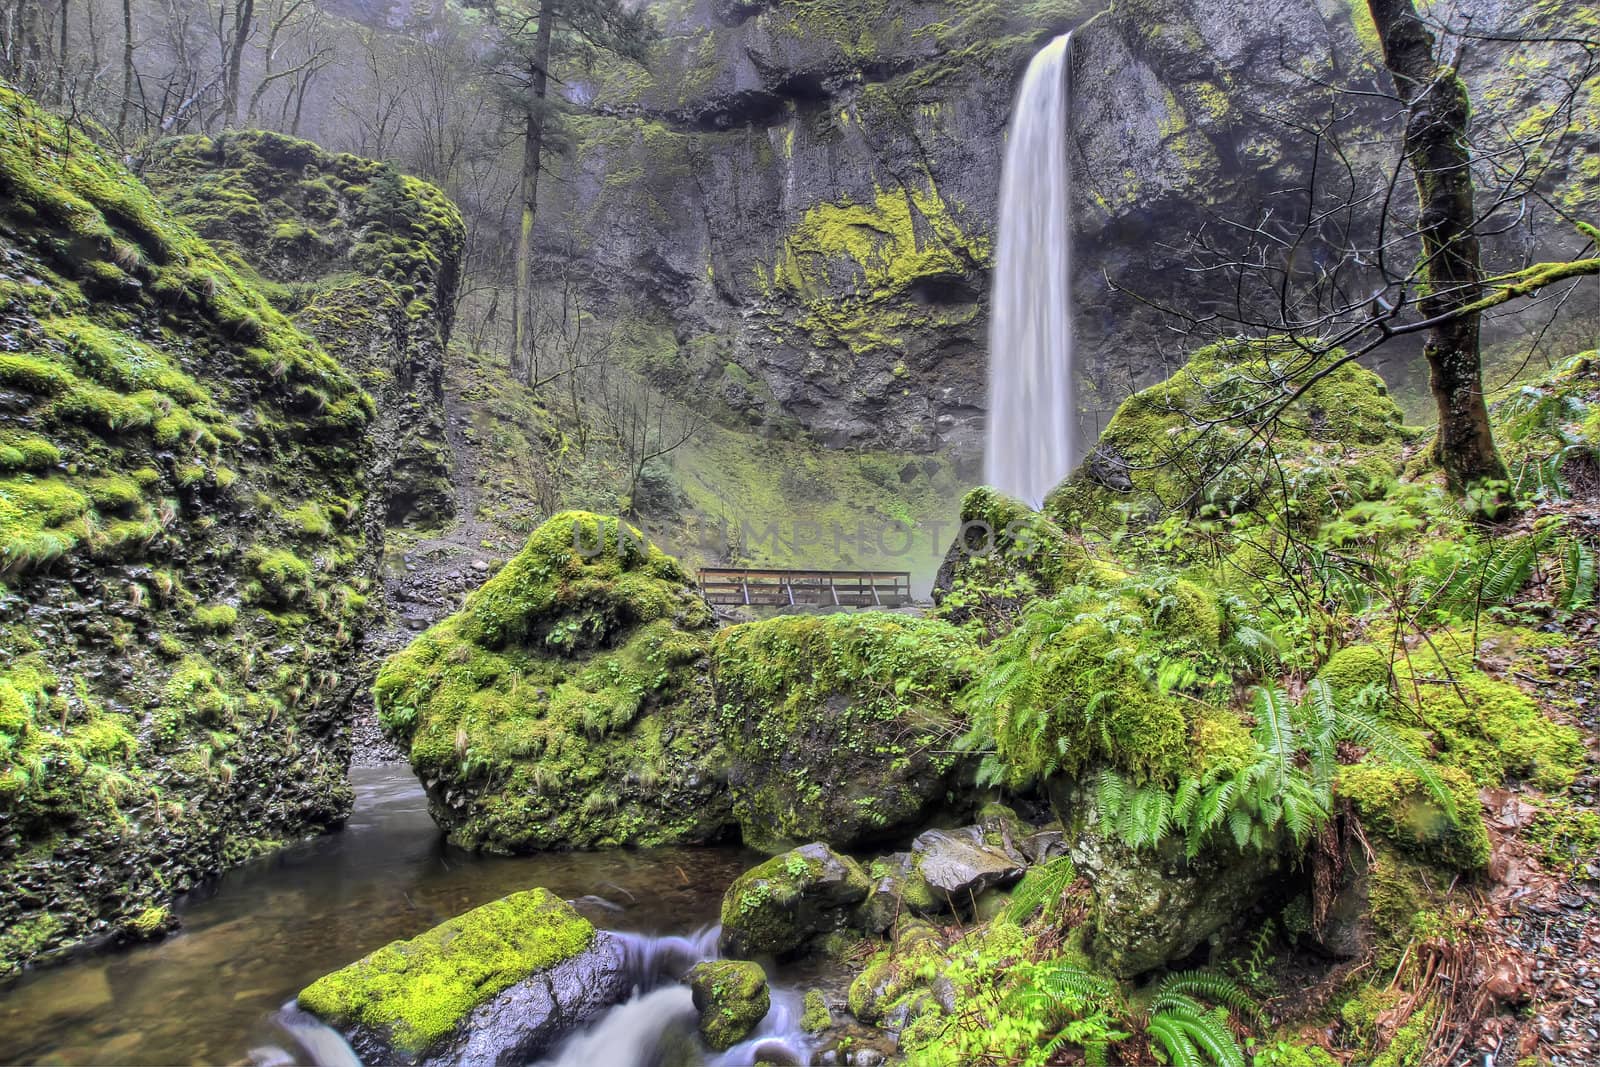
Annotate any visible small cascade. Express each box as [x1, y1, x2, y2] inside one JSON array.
[[539, 986, 700, 1067], [535, 925, 814, 1067], [985, 31, 1077, 508]]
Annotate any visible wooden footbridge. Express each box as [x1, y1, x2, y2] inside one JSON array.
[[697, 567, 913, 610]]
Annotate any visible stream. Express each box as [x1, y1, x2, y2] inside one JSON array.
[[0, 766, 777, 1066]]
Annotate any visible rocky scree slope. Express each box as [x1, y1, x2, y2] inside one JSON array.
[[0, 91, 462, 974]]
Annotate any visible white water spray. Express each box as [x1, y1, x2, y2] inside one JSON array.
[[985, 32, 1076, 508]]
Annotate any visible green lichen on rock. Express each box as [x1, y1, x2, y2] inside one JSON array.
[[687, 959, 770, 1051], [931, 487, 1089, 638], [1047, 338, 1409, 538], [711, 611, 975, 852], [719, 842, 871, 958], [1338, 761, 1489, 871], [0, 83, 439, 974], [377, 511, 730, 851], [298, 888, 594, 1057]]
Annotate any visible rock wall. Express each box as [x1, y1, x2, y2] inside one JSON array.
[[0, 96, 462, 973], [549, 0, 1597, 462]]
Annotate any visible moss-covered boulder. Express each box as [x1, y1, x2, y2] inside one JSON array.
[[0, 85, 459, 973], [1049, 777, 1293, 977], [719, 843, 872, 959], [931, 487, 1091, 638], [846, 919, 947, 1025], [687, 959, 770, 1051], [376, 511, 731, 851], [1047, 339, 1410, 537], [298, 888, 626, 1064], [711, 612, 975, 853]]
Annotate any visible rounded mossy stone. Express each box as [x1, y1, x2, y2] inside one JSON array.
[[1338, 760, 1490, 871], [711, 612, 975, 852], [800, 988, 832, 1033], [376, 511, 730, 852], [1046, 337, 1408, 534], [687, 959, 770, 1051], [719, 843, 872, 958], [1317, 645, 1392, 694], [297, 888, 594, 1057]]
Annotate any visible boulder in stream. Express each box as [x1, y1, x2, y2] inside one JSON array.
[[296, 888, 628, 1064], [711, 612, 975, 853], [687, 959, 770, 1051], [719, 843, 871, 958]]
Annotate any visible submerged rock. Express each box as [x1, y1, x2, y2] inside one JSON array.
[[687, 959, 770, 1051], [376, 512, 731, 851], [711, 612, 975, 853], [719, 843, 872, 958], [297, 888, 626, 1064]]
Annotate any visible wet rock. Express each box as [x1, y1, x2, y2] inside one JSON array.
[[298, 889, 626, 1065], [719, 843, 871, 958], [909, 826, 1026, 899], [1051, 779, 1290, 977], [687, 959, 770, 1051], [711, 613, 975, 853]]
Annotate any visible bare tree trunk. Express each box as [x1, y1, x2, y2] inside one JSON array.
[[118, 0, 134, 138], [221, 0, 254, 127], [512, 0, 555, 384], [1368, 0, 1507, 493], [55, 0, 68, 104]]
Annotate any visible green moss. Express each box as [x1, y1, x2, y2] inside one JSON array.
[[800, 988, 832, 1032], [712, 612, 974, 850], [251, 548, 313, 605], [1316, 645, 1391, 693], [1389, 633, 1583, 789], [376, 512, 726, 852], [958, 572, 1234, 790], [0, 433, 62, 472], [1048, 338, 1407, 538], [1339, 760, 1489, 870], [688, 959, 770, 1051], [1526, 796, 1600, 874], [192, 604, 238, 633], [297, 888, 595, 1056], [0, 474, 90, 574]]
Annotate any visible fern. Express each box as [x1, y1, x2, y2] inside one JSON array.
[[1153, 973, 1264, 1029], [1156, 1005, 1245, 1067], [1005, 856, 1077, 924], [1147, 1015, 1204, 1066], [1561, 536, 1597, 612], [1479, 535, 1538, 605]]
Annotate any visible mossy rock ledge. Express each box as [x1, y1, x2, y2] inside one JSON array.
[[1047, 338, 1410, 536], [297, 888, 628, 1064], [0, 86, 457, 972], [376, 511, 733, 851], [711, 611, 976, 853]]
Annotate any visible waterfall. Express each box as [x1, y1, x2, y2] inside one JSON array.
[[985, 32, 1076, 509]]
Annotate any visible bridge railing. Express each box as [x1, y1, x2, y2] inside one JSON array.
[[697, 567, 913, 609]]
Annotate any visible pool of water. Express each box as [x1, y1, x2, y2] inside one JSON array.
[[0, 765, 760, 1066]]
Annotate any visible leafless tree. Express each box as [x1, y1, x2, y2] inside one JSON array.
[[1111, 0, 1600, 500]]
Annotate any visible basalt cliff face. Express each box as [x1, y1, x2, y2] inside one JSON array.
[[550, 0, 1596, 459], [0, 94, 461, 973]]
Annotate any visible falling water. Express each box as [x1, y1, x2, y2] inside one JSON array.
[[985, 32, 1076, 508]]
